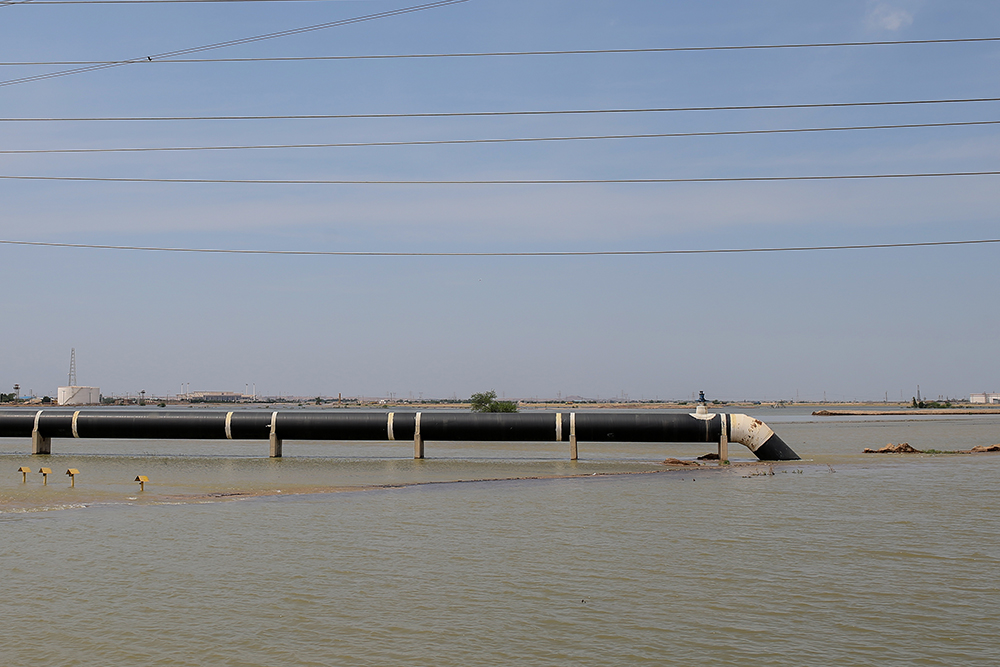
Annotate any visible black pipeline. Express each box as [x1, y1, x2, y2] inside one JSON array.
[[0, 409, 800, 461]]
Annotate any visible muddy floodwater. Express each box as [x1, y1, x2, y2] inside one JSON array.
[[2, 408, 998, 666]]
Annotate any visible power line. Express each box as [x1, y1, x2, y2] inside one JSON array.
[[3, 36, 999, 66], [1, 238, 997, 257], [1, 170, 998, 185], [3, 96, 1000, 123], [5, 0, 364, 4], [0, 0, 469, 87], [3, 120, 998, 155]]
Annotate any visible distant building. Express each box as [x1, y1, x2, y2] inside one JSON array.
[[188, 391, 244, 403], [58, 386, 101, 405], [970, 393, 1000, 404]]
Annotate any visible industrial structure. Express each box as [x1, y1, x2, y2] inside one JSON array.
[[970, 393, 1000, 404], [57, 349, 100, 405], [57, 386, 101, 405]]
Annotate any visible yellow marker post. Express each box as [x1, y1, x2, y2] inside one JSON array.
[[135, 475, 149, 492], [38, 467, 52, 485], [18, 466, 31, 483], [66, 469, 80, 488]]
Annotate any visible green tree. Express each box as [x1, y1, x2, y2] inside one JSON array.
[[470, 390, 518, 413], [470, 390, 497, 412]]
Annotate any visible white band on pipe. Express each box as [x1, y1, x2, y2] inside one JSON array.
[[270, 411, 278, 436], [415, 412, 421, 437], [72, 410, 81, 438], [570, 412, 576, 438], [555, 413, 562, 442], [387, 413, 395, 440], [225, 412, 234, 439], [33, 410, 43, 431]]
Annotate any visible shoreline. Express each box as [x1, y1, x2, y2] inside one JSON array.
[[5, 454, 997, 516], [0, 461, 785, 515]]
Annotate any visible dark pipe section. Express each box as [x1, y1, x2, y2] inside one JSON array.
[[574, 413, 720, 443], [276, 412, 394, 441], [752, 433, 801, 461], [79, 411, 230, 440], [0, 412, 42, 438], [420, 413, 565, 442], [231, 412, 280, 440]]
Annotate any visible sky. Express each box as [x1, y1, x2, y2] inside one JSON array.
[[0, 0, 997, 402]]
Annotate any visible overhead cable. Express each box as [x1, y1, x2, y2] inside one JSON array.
[[1, 170, 998, 185], [3, 120, 998, 155], [3, 96, 1000, 123], [8, 0, 366, 4], [1, 238, 998, 257], [0, 0, 468, 87], [2, 36, 999, 65]]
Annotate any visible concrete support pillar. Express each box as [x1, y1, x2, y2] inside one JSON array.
[[569, 412, 578, 461], [268, 411, 282, 458], [32, 429, 51, 456], [414, 412, 424, 459], [718, 414, 729, 464]]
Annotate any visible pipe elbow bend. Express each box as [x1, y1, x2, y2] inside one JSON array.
[[729, 413, 801, 461]]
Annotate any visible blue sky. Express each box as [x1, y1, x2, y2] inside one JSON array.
[[1, 0, 997, 401]]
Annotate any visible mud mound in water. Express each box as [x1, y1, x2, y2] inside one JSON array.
[[863, 443, 922, 453]]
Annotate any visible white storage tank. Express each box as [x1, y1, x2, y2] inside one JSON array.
[[58, 386, 101, 405]]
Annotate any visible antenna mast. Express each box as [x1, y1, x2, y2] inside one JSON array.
[[68, 348, 77, 386]]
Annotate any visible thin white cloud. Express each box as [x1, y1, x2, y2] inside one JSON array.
[[867, 3, 915, 31]]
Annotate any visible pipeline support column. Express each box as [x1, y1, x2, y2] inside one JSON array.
[[414, 412, 424, 459], [32, 411, 51, 455], [269, 411, 282, 458], [718, 414, 729, 464], [32, 429, 51, 455], [570, 413, 578, 461]]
